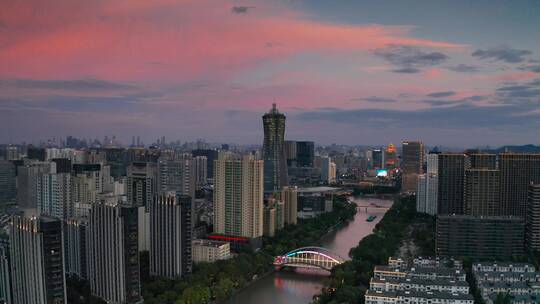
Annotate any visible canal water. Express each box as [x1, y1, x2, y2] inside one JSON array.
[[229, 196, 393, 304]]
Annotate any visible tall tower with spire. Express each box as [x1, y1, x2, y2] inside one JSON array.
[[262, 103, 287, 194]]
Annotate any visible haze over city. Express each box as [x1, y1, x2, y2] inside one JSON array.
[[1, 0, 540, 147]]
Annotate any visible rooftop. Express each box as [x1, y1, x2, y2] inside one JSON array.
[[366, 289, 474, 301]]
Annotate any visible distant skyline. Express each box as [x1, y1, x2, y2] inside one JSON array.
[[1, 0, 540, 147]]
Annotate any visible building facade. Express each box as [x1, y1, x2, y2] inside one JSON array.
[[281, 186, 298, 225], [464, 169, 500, 216], [65, 217, 88, 280], [436, 215, 525, 259], [437, 153, 467, 215], [213, 154, 264, 239], [9, 215, 67, 304], [150, 192, 192, 278], [127, 162, 158, 208], [499, 154, 540, 217], [262, 103, 287, 193], [401, 141, 424, 192], [191, 239, 231, 263], [87, 202, 142, 304], [526, 184, 540, 251]]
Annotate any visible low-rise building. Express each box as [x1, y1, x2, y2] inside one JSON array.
[[374, 265, 466, 282], [473, 262, 540, 304], [367, 257, 470, 304], [365, 289, 473, 304], [370, 277, 469, 294], [192, 239, 231, 263]]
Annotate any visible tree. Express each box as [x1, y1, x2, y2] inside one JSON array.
[[494, 293, 512, 304]]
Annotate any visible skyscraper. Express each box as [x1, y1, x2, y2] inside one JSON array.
[[192, 149, 218, 181], [158, 156, 196, 199], [193, 156, 208, 187], [372, 149, 384, 169], [65, 218, 88, 280], [0, 237, 11, 304], [499, 153, 540, 217], [464, 168, 500, 216], [127, 162, 158, 208], [0, 160, 16, 205], [150, 192, 192, 278], [262, 103, 287, 193], [87, 202, 142, 304], [296, 141, 314, 167], [401, 141, 424, 192], [437, 153, 467, 215], [16, 160, 54, 211], [10, 215, 67, 304], [36, 171, 72, 219], [213, 154, 264, 239], [526, 184, 540, 251]]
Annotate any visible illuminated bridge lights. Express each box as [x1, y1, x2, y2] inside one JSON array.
[[274, 247, 345, 271]]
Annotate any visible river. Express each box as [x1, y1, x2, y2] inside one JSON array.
[[229, 196, 394, 304]]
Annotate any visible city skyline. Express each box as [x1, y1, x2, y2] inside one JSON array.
[[2, 1, 540, 146]]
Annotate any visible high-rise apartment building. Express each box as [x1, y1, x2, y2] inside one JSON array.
[[437, 153, 467, 215], [262, 103, 287, 193], [65, 218, 88, 280], [416, 173, 438, 215], [36, 172, 72, 219], [0, 237, 11, 304], [401, 141, 424, 192], [0, 160, 16, 205], [194, 156, 208, 187], [213, 154, 264, 239], [127, 162, 158, 208], [426, 152, 439, 174], [526, 184, 540, 251], [281, 186, 298, 225], [499, 154, 540, 217], [464, 168, 500, 216], [9, 215, 67, 304], [87, 202, 142, 304], [16, 160, 54, 211], [192, 149, 218, 181], [157, 157, 196, 199], [150, 192, 192, 278]]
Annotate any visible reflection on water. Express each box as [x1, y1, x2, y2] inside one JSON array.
[[229, 197, 393, 304]]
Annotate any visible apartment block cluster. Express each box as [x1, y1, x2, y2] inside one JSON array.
[[412, 149, 540, 259], [472, 262, 540, 304], [0, 104, 314, 303], [365, 257, 473, 304]]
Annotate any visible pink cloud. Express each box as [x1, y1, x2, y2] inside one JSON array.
[[0, 0, 464, 83]]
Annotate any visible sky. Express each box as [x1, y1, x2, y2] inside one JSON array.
[[1, 0, 540, 147]]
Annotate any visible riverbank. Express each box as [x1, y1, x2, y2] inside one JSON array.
[[230, 196, 393, 303], [312, 195, 435, 304], [141, 197, 357, 304]]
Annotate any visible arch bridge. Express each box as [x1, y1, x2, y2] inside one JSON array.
[[273, 247, 345, 271]]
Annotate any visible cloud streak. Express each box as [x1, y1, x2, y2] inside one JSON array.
[[374, 45, 449, 73], [472, 46, 532, 63]]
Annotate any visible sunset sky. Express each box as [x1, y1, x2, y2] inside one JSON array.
[[1, 0, 540, 147]]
